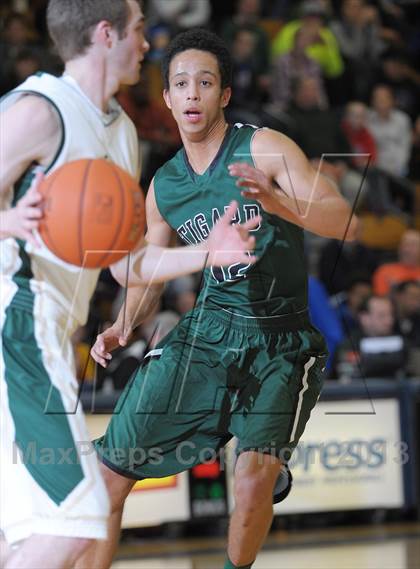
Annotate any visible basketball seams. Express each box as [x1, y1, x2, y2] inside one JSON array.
[[79, 160, 93, 266], [97, 165, 127, 268], [38, 159, 144, 268]]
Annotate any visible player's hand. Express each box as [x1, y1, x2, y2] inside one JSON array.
[[229, 162, 281, 215], [204, 200, 260, 267], [1, 171, 44, 247], [91, 323, 132, 368]]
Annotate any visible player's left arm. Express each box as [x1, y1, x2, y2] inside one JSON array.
[[229, 128, 358, 241]]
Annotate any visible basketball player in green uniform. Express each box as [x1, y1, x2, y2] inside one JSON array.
[[79, 30, 358, 569], [0, 4, 259, 566]]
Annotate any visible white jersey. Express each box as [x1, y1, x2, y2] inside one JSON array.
[[0, 72, 139, 328]]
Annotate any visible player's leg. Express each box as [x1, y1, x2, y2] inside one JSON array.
[[1, 303, 109, 568], [75, 464, 134, 569], [5, 535, 91, 569], [0, 533, 13, 566], [227, 451, 283, 568], [75, 312, 227, 568], [227, 317, 328, 568]]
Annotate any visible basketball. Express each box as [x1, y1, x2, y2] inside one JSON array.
[[39, 159, 145, 269]]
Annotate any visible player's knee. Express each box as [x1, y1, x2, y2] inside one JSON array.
[[234, 467, 275, 512], [100, 463, 134, 512], [72, 537, 92, 558]]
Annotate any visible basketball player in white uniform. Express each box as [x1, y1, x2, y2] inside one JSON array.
[[0, 2, 258, 567]]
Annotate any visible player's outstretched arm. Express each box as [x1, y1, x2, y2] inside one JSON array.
[[131, 200, 259, 285], [0, 96, 61, 246], [229, 129, 358, 242], [111, 200, 260, 287]]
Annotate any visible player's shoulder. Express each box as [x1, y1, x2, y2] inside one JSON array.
[[154, 146, 185, 182], [251, 126, 299, 157], [2, 90, 60, 138]]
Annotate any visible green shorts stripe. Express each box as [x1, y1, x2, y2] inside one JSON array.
[[2, 243, 85, 506]]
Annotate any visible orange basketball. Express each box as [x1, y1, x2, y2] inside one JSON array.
[[39, 159, 145, 269]]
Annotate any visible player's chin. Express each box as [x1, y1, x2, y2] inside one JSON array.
[[125, 70, 141, 86]]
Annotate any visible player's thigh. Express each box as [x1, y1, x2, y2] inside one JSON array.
[[231, 326, 328, 460], [95, 335, 229, 479], [1, 306, 108, 544]]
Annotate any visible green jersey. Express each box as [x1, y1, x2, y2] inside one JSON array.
[[154, 124, 307, 317]]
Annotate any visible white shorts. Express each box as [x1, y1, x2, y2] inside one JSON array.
[[0, 281, 109, 545]]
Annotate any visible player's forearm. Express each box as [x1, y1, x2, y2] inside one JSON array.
[[115, 283, 163, 332], [274, 191, 358, 241], [130, 243, 208, 285]]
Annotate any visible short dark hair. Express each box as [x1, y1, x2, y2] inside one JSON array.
[[162, 29, 232, 90], [47, 0, 141, 62], [358, 295, 391, 315]]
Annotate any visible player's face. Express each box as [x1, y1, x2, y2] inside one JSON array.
[[163, 49, 231, 138], [113, 1, 149, 86]]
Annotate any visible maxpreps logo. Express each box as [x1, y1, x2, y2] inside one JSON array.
[[289, 438, 387, 472]]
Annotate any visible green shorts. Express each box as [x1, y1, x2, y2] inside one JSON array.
[[95, 307, 328, 479]]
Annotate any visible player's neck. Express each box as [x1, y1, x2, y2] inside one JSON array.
[[183, 119, 229, 175], [64, 57, 118, 113]]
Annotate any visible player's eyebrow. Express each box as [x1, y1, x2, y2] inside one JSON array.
[[172, 70, 218, 78]]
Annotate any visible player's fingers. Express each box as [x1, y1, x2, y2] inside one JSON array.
[[25, 206, 43, 219], [22, 229, 40, 248], [241, 215, 261, 231], [23, 219, 40, 231], [24, 189, 43, 204], [228, 162, 253, 175], [246, 236, 256, 249], [220, 200, 238, 224], [29, 170, 45, 192], [90, 347, 110, 367]]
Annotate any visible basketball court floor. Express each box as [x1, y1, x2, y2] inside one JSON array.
[[111, 522, 420, 568]]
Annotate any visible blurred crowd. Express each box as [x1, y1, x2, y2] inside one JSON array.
[[1, 0, 419, 384]]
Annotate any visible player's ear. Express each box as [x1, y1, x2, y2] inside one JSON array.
[[163, 89, 172, 110], [93, 20, 115, 49], [221, 87, 231, 109]]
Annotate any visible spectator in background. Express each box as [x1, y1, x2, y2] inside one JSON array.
[[373, 229, 420, 295], [164, 275, 198, 315], [272, 0, 344, 81], [286, 77, 366, 210], [226, 26, 266, 124], [341, 100, 409, 216], [368, 84, 412, 177], [409, 115, 420, 181], [221, 0, 271, 87], [333, 295, 402, 379], [9, 48, 43, 86], [378, 51, 420, 120], [287, 77, 348, 156], [147, 0, 211, 32], [318, 237, 381, 295], [332, 275, 372, 333], [0, 11, 39, 93], [341, 101, 377, 168], [330, 0, 385, 100], [358, 295, 395, 337], [393, 280, 420, 348], [308, 276, 344, 371], [269, 26, 327, 112]]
